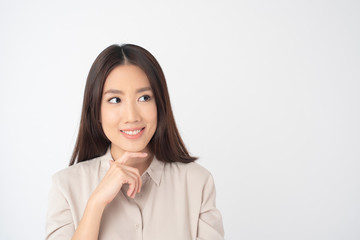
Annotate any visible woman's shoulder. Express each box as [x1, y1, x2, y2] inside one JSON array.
[[51, 155, 105, 185], [165, 160, 213, 182]]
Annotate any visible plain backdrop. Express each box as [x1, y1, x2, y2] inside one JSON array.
[[0, 0, 359, 239]]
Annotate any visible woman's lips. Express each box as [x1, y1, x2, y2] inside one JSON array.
[[120, 127, 145, 139]]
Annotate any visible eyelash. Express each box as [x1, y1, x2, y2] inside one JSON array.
[[108, 97, 121, 104], [108, 95, 152, 104], [138, 95, 151, 102]]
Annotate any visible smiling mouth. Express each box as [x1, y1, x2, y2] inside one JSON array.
[[120, 127, 145, 136]]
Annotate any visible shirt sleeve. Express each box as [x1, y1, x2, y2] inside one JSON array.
[[197, 173, 225, 240], [45, 173, 75, 240]]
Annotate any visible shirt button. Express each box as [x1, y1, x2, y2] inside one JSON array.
[[135, 223, 140, 230]]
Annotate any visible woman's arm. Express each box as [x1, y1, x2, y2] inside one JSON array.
[[46, 175, 75, 240], [46, 152, 146, 240], [71, 196, 106, 240], [197, 174, 225, 240], [71, 152, 146, 240]]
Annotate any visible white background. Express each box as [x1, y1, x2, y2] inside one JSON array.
[[1, 0, 359, 239]]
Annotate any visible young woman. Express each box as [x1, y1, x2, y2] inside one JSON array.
[[45, 44, 224, 240]]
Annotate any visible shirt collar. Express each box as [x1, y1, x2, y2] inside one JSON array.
[[100, 147, 164, 186], [145, 155, 164, 186]]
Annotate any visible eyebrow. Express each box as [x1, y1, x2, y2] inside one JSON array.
[[103, 87, 152, 95]]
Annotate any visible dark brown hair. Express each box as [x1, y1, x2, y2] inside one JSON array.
[[69, 44, 197, 165]]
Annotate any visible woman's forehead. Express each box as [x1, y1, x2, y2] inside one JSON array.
[[103, 65, 151, 92]]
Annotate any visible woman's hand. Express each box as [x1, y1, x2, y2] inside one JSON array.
[[72, 152, 147, 240], [89, 152, 148, 207]]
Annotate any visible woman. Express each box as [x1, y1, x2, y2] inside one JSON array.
[[46, 44, 224, 240]]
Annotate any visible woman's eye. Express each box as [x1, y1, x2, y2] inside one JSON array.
[[139, 95, 151, 102], [109, 97, 121, 103]]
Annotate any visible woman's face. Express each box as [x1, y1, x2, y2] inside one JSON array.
[[100, 64, 157, 158]]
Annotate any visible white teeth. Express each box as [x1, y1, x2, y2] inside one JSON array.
[[121, 129, 142, 135]]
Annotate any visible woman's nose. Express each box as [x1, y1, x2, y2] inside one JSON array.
[[123, 102, 140, 123]]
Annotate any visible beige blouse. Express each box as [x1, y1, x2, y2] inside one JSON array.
[[45, 149, 224, 240]]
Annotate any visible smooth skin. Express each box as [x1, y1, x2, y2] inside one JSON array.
[[72, 64, 157, 240]]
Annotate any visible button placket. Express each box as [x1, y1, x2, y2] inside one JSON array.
[[131, 198, 143, 239]]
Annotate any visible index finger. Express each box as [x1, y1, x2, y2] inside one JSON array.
[[116, 152, 148, 164]]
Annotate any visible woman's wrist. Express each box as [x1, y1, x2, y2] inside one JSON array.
[[88, 193, 108, 211]]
